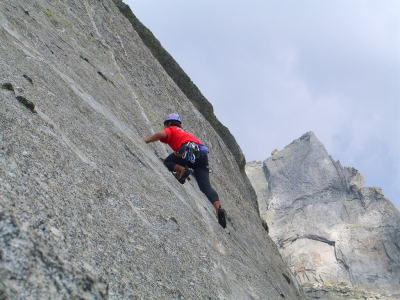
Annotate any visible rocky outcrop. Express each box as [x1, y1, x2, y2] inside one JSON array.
[[246, 132, 400, 299], [0, 0, 303, 299]]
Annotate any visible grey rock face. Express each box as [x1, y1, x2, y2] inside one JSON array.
[[246, 132, 400, 299], [0, 0, 304, 299], [0, 213, 108, 298]]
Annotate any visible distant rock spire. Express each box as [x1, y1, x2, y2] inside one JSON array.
[[246, 132, 400, 299]]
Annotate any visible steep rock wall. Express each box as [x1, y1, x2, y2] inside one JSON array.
[[246, 132, 400, 300], [0, 0, 303, 299]]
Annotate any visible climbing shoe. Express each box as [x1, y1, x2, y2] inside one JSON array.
[[217, 208, 227, 228], [177, 168, 193, 184]]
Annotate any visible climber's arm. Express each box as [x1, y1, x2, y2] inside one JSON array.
[[141, 131, 168, 144]]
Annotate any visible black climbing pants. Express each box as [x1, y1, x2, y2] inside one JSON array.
[[164, 153, 219, 204]]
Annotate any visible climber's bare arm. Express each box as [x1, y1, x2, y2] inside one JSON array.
[[141, 131, 168, 144]]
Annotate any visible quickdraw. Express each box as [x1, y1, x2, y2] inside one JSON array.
[[182, 142, 200, 163]]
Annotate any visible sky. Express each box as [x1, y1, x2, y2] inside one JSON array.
[[123, 0, 400, 210]]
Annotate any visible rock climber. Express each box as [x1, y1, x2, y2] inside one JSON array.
[[141, 113, 227, 228]]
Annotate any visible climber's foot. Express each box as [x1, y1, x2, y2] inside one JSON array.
[[218, 208, 227, 228], [178, 168, 193, 184]]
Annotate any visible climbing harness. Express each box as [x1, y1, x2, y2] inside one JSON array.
[[174, 142, 209, 163], [182, 142, 200, 163]]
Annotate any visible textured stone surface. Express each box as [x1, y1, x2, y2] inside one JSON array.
[[246, 132, 400, 299], [0, 213, 109, 298], [0, 0, 304, 299]]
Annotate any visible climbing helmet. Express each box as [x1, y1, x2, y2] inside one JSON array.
[[164, 113, 181, 124]]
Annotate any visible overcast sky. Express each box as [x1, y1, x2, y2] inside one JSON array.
[[124, 0, 400, 210]]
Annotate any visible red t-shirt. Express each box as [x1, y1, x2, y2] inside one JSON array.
[[160, 126, 202, 151]]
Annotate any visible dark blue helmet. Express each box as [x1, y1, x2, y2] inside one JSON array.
[[164, 113, 181, 124]]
